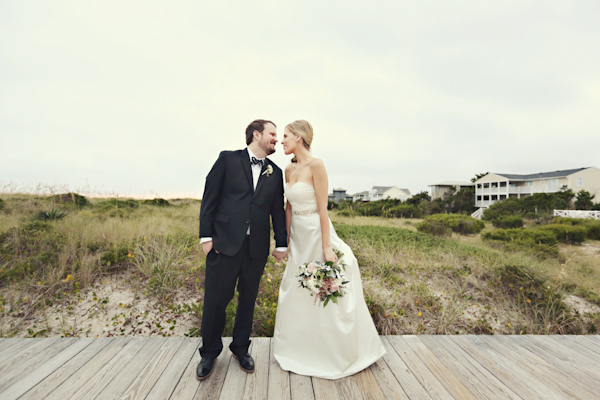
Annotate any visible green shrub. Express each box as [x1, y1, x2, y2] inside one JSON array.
[[99, 245, 131, 267], [0, 222, 66, 284], [0, 198, 5, 212], [337, 208, 359, 217], [50, 193, 88, 208], [483, 198, 523, 221], [418, 214, 484, 235], [538, 224, 587, 244], [551, 217, 586, 225], [387, 204, 423, 218], [97, 199, 140, 209], [29, 209, 68, 222], [585, 222, 600, 240], [142, 198, 171, 207], [482, 228, 558, 246], [492, 215, 523, 229], [415, 219, 452, 237]]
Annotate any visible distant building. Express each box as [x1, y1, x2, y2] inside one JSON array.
[[328, 188, 353, 203], [473, 167, 600, 209], [352, 186, 411, 202], [429, 181, 474, 200]]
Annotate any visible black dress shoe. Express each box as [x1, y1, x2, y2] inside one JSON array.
[[196, 357, 215, 381], [233, 352, 254, 373]]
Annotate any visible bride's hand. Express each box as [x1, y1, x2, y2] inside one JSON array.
[[323, 247, 338, 264]]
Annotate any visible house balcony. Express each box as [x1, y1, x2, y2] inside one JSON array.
[[476, 185, 562, 196]]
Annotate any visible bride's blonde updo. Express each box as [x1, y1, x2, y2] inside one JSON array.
[[286, 120, 313, 151]]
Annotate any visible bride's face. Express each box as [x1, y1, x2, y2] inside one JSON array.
[[281, 128, 298, 155]]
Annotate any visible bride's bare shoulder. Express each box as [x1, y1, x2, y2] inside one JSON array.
[[308, 158, 325, 170], [285, 162, 296, 180]]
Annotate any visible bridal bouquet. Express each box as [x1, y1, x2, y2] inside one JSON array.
[[295, 251, 349, 307]]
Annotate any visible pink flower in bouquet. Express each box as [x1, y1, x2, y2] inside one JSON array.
[[307, 262, 316, 273], [331, 281, 340, 292]]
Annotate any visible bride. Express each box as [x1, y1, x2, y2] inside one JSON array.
[[273, 120, 385, 379]]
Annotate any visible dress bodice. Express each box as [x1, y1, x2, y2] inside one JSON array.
[[284, 182, 317, 212]]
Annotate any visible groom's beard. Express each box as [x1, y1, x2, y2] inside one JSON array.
[[261, 142, 276, 155]]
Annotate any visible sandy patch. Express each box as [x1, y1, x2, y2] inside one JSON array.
[[563, 294, 600, 315], [2, 271, 203, 338]]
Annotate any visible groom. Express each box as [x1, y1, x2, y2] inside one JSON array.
[[197, 119, 288, 380]]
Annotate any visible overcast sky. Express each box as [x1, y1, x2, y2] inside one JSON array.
[[1, 1, 599, 198]]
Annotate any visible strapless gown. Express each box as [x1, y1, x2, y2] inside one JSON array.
[[272, 182, 385, 379]]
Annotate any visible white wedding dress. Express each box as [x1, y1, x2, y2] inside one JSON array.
[[273, 182, 385, 379]]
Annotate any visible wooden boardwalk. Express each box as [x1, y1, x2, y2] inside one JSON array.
[[0, 335, 599, 399]]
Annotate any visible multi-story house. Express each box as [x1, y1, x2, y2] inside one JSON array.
[[352, 186, 411, 202], [328, 188, 353, 203], [429, 181, 474, 200], [473, 167, 600, 209]]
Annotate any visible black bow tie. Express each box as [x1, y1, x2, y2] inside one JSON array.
[[251, 157, 265, 167]]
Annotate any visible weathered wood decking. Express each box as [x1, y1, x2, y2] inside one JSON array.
[[1, 335, 599, 399]]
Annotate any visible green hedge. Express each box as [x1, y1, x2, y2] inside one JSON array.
[[551, 217, 600, 240], [492, 215, 524, 229], [417, 214, 484, 236], [482, 228, 558, 246], [538, 224, 588, 244]]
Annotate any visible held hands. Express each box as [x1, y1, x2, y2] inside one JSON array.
[[272, 250, 288, 262], [323, 246, 338, 265]]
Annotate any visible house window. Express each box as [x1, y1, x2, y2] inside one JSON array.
[[526, 181, 533, 186], [577, 178, 583, 187], [549, 178, 558, 186]]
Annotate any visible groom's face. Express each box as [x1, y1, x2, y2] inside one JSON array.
[[257, 122, 277, 155]]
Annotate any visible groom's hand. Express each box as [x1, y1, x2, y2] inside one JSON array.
[[272, 250, 287, 262], [202, 241, 218, 255]]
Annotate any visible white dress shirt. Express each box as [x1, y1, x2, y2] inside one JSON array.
[[201, 147, 287, 252]]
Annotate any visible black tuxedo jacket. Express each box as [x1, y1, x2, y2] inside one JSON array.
[[199, 149, 287, 260]]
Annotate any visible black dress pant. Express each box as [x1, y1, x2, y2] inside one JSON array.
[[199, 236, 266, 359]]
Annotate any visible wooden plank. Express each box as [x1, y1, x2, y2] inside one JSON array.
[[217, 341, 248, 400], [93, 337, 165, 399], [55, 338, 146, 399], [449, 336, 562, 400], [289, 373, 315, 400], [506, 336, 600, 393], [312, 377, 340, 400], [192, 337, 234, 400], [480, 335, 599, 399], [168, 342, 202, 400], [244, 337, 270, 400], [387, 336, 454, 399], [1, 338, 94, 400], [19, 338, 114, 400], [118, 337, 186, 400], [402, 336, 477, 400], [523, 335, 600, 381], [335, 376, 363, 400], [523, 335, 599, 366], [0, 337, 76, 392], [353, 368, 387, 400], [551, 335, 600, 356], [0, 338, 28, 354], [268, 338, 291, 400], [0, 338, 60, 375], [145, 337, 201, 400], [419, 335, 521, 400], [379, 337, 429, 399], [367, 354, 409, 400]]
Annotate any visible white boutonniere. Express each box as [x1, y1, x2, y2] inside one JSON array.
[[262, 164, 273, 177]]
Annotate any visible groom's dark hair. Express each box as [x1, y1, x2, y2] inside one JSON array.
[[246, 119, 276, 145]]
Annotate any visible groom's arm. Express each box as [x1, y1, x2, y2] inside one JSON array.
[[199, 152, 227, 240]]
